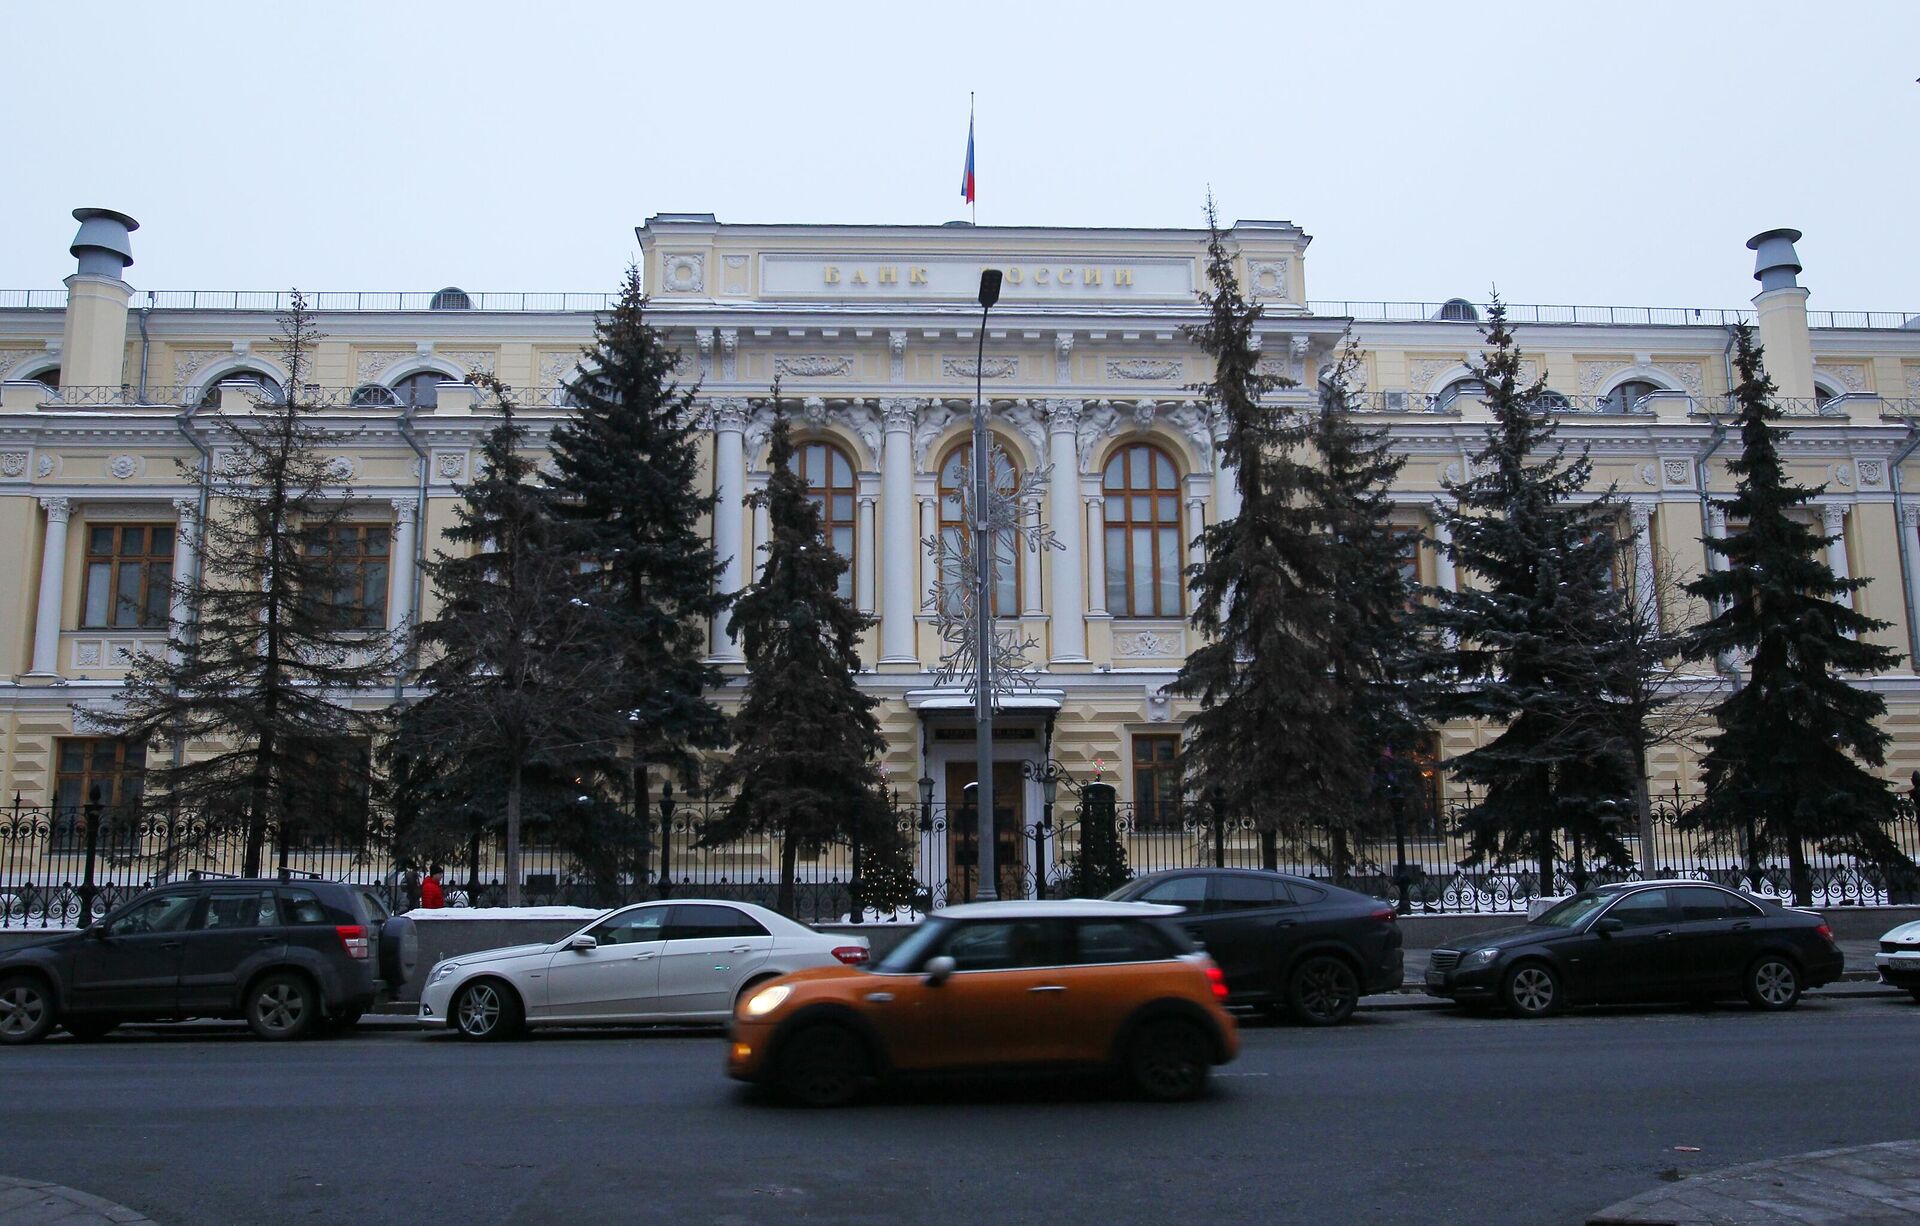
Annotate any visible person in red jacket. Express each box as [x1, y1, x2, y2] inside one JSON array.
[[419, 866, 445, 910]]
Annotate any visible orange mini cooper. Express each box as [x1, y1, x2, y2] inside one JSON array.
[[726, 900, 1239, 1105]]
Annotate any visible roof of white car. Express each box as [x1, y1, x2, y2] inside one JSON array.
[[602, 897, 816, 934], [932, 899, 1182, 920]]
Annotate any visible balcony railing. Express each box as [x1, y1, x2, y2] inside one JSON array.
[[1349, 390, 1919, 419]]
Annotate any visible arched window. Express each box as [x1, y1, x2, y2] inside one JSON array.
[[938, 441, 1019, 617], [196, 368, 285, 409], [1813, 380, 1843, 411], [28, 367, 59, 390], [1103, 442, 1183, 618], [391, 370, 448, 409], [789, 439, 857, 601], [1600, 379, 1661, 414], [1434, 377, 1485, 412]]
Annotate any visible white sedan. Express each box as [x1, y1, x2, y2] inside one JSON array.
[[418, 899, 871, 1039], [1876, 918, 1920, 1000]]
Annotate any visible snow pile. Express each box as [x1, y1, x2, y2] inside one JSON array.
[[837, 906, 924, 925], [404, 906, 606, 921]]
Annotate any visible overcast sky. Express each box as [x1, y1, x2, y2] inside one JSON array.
[[5, 1, 1915, 311]]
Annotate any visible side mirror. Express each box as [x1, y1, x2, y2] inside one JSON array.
[[569, 934, 598, 952], [1593, 917, 1624, 936], [923, 955, 957, 986]]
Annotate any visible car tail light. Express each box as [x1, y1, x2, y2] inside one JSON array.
[[1370, 906, 1397, 924], [1205, 964, 1229, 1001], [831, 945, 869, 966], [336, 925, 371, 959], [1815, 923, 1835, 945]]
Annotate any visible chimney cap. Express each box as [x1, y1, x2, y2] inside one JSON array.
[[69, 207, 139, 272], [1746, 228, 1803, 292]]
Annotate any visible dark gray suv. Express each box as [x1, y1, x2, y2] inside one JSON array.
[[0, 879, 417, 1044]]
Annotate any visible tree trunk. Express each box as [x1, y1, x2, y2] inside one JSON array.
[[778, 825, 799, 918], [1259, 828, 1277, 872], [1632, 748, 1657, 877], [1788, 836, 1811, 908], [1538, 818, 1555, 901], [1331, 826, 1351, 887], [505, 759, 523, 907]]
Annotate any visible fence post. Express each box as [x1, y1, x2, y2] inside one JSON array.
[[1393, 802, 1411, 916], [848, 819, 864, 924], [657, 780, 675, 900], [78, 803, 101, 926]]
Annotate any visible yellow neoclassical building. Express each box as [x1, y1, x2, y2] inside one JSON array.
[[3, 208, 1919, 903]]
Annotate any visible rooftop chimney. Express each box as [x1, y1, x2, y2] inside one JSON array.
[[1745, 228, 1815, 402], [69, 208, 138, 278], [59, 208, 140, 390]]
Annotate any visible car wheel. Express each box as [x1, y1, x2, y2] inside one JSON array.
[[1126, 1018, 1212, 1102], [62, 1017, 119, 1042], [1287, 955, 1360, 1026], [1502, 962, 1561, 1018], [1744, 956, 1801, 1011], [0, 974, 56, 1045], [246, 972, 318, 1041], [777, 1024, 870, 1107], [453, 980, 523, 1042]]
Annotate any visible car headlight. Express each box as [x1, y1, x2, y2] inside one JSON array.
[[428, 962, 461, 986], [744, 985, 790, 1016], [1460, 948, 1501, 970]]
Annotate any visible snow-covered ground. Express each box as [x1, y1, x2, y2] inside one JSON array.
[[403, 906, 606, 921]]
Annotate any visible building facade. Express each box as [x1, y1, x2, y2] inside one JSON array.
[[3, 209, 1920, 900]]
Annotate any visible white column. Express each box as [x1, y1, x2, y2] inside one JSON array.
[[711, 398, 749, 661], [1210, 415, 1241, 524], [1084, 495, 1108, 616], [1431, 515, 1458, 593], [29, 496, 72, 676], [751, 486, 771, 585], [169, 498, 199, 635], [856, 495, 877, 614], [878, 399, 919, 662], [1823, 503, 1853, 611], [1628, 499, 1658, 629], [1903, 507, 1920, 659], [1187, 496, 1208, 575], [1044, 398, 1087, 662], [1019, 496, 1045, 617], [919, 495, 940, 619], [389, 498, 419, 631]]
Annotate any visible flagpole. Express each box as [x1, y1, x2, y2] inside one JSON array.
[[969, 93, 976, 226]]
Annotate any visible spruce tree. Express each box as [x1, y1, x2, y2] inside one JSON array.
[[1169, 203, 1356, 867], [546, 268, 732, 833], [703, 410, 896, 917], [1684, 325, 1908, 904], [391, 382, 628, 905], [1310, 345, 1418, 884], [97, 293, 397, 876], [1409, 299, 1636, 897]]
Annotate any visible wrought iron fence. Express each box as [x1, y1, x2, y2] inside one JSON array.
[[4, 790, 1917, 930]]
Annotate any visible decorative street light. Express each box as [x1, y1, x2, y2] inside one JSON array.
[[971, 268, 1003, 900], [917, 773, 935, 832], [1021, 758, 1066, 899]]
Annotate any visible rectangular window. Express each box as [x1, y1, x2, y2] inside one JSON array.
[[52, 737, 146, 852], [81, 523, 175, 629], [283, 737, 373, 847], [304, 523, 391, 630], [1132, 734, 1183, 830]]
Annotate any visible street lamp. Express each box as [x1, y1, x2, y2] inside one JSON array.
[[971, 267, 1003, 900], [917, 773, 935, 832]]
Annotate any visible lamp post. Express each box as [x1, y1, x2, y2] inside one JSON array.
[[1021, 759, 1063, 900], [971, 268, 1003, 901], [917, 774, 935, 832]]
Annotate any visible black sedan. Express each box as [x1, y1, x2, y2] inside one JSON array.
[[1106, 869, 1403, 1024], [1423, 881, 1844, 1017]]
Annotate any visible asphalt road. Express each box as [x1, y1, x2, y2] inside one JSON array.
[[1, 993, 1914, 1226]]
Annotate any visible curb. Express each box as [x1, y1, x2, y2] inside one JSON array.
[[1586, 1138, 1920, 1224], [0, 1176, 156, 1225]]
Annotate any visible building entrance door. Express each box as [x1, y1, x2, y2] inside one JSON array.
[[946, 762, 1025, 902]]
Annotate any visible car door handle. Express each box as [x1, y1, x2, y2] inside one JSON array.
[[865, 992, 894, 1004], [728, 946, 752, 954], [1732, 921, 1752, 931], [1655, 930, 1675, 941], [256, 936, 279, 944], [1272, 920, 1297, 929], [630, 952, 656, 960], [159, 942, 181, 950], [1028, 985, 1067, 994]]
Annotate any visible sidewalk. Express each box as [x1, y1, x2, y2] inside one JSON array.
[[1589, 1138, 1920, 1224], [0, 1178, 154, 1226]]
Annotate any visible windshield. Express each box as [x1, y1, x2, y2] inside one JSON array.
[[1532, 892, 1609, 929], [873, 917, 953, 973]]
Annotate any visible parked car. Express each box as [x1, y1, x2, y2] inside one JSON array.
[[1875, 917, 1920, 999], [1423, 881, 1843, 1017], [1104, 868, 1403, 1025], [418, 899, 869, 1040], [0, 878, 417, 1045], [726, 900, 1239, 1106]]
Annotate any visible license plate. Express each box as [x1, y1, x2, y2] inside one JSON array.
[[1424, 969, 1445, 986]]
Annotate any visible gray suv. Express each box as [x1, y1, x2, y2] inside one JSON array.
[[0, 879, 417, 1044]]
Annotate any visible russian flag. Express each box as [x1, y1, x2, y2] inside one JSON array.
[[960, 112, 976, 204]]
